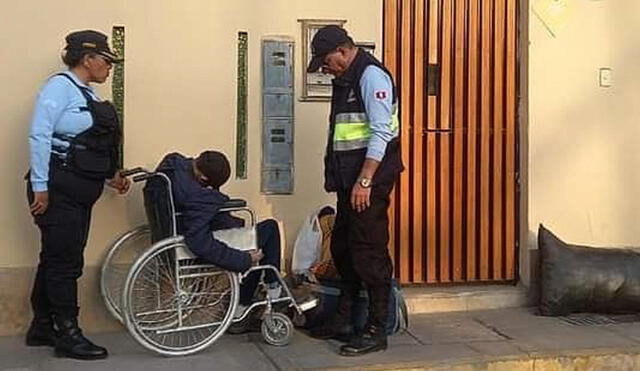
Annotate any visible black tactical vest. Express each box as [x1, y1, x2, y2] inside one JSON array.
[[53, 73, 121, 180], [324, 49, 403, 191]]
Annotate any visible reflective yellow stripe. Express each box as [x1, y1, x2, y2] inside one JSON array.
[[333, 107, 400, 148], [334, 138, 369, 151], [390, 112, 399, 131], [335, 112, 368, 122], [334, 122, 371, 141], [334, 115, 399, 141]]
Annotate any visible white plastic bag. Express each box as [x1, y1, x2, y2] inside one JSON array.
[[291, 209, 324, 274]]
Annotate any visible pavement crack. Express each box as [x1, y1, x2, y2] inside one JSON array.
[[405, 329, 427, 345], [472, 318, 513, 340]]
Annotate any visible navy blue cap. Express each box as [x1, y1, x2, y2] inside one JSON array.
[[306, 25, 352, 73], [65, 30, 123, 63]]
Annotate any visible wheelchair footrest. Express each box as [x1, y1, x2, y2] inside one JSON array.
[[298, 297, 319, 312]]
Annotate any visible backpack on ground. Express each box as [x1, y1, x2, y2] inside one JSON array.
[[305, 278, 409, 335]]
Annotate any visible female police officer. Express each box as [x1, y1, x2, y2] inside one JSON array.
[[25, 30, 129, 360]]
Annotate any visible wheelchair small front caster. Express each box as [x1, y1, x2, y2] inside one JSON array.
[[261, 312, 293, 346]]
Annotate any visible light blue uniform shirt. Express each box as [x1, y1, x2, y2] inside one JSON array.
[[359, 65, 399, 162], [29, 71, 99, 192]]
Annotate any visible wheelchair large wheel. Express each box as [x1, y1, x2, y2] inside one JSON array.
[[101, 225, 151, 323], [123, 239, 239, 356]]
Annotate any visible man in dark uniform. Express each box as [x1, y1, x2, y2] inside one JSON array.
[[307, 26, 403, 356]]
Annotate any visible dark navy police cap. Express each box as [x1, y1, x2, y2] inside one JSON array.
[[306, 25, 353, 73], [65, 30, 123, 63]]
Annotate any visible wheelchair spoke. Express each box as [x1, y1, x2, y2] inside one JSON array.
[[102, 227, 152, 322], [130, 253, 184, 329], [125, 242, 239, 355]]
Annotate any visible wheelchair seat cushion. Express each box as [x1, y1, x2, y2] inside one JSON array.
[[212, 226, 257, 252]]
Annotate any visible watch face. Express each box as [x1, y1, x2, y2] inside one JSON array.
[[360, 177, 371, 188]]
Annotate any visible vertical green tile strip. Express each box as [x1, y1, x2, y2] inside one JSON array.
[[236, 31, 248, 179], [112, 26, 125, 168]]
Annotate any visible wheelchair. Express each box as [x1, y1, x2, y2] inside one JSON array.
[[100, 167, 316, 356]]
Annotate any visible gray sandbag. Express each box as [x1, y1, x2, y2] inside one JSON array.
[[539, 224, 640, 316]]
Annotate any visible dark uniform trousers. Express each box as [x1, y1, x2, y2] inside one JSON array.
[[27, 164, 104, 320], [331, 182, 394, 330], [238, 219, 282, 305]]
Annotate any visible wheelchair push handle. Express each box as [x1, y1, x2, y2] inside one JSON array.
[[132, 173, 153, 183], [120, 167, 146, 177], [223, 199, 247, 208], [120, 167, 155, 182]]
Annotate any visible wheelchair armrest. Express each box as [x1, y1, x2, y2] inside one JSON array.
[[222, 199, 247, 208], [217, 199, 254, 226]]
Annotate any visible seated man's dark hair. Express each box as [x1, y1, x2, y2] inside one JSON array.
[[196, 150, 231, 189]]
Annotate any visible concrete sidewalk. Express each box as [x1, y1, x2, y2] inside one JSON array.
[[3, 307, 640, 371]]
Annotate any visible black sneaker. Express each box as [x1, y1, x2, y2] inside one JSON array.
[[227, 317, 261, 334], [228, 306, 262, 334]]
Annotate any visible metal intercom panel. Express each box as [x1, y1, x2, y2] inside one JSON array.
[[261, 38, 294, 194]]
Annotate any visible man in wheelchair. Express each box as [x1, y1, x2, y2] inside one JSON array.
[[154, 150, 282, 331]]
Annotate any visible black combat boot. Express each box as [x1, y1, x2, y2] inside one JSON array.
[[54, 318, 108, 360], [339, 324, 387, 356], [25, 317, 58, 347]]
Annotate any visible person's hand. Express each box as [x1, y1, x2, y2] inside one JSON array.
[[250, 249, 264, 266], [30, 191, 49, 215], [350, 183, 371, 213], [107, 171, 131, 195]]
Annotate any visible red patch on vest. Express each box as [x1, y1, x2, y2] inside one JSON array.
[[374, 90, 388, 100]]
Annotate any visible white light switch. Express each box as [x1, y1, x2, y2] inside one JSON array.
[[599, 68, 612, 88]]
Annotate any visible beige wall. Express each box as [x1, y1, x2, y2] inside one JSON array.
[[0, 0, 382, 269], [6, 0, 638, 333], [0, 0, 381, 333], [525, 0, 640, 284]]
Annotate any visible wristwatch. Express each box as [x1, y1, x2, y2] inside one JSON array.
[[358, 177, 372, 188]]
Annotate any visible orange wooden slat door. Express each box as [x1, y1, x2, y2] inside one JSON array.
[[383, 0, 519, 284]]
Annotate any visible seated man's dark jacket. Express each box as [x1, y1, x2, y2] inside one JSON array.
[[156, 153, 251, 272]]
